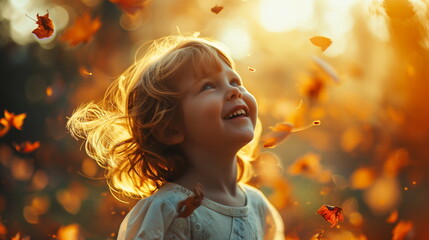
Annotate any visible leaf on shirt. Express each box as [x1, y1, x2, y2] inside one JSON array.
[[177, 183, 204, 218], [316, 205, 344, 227]]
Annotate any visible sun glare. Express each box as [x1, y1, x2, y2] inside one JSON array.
[[259, 0, 314, 32]]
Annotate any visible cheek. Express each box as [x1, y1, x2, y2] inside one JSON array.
[[245, 93, 258, 127], [181, 97, 221, 128]]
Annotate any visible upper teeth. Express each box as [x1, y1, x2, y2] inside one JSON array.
[[226, 109, 247, 119]]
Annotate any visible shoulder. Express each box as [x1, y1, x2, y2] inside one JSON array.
[[241, 183, 285, 239], [241, 183, 270, 205], [117, 183, 191, 240]]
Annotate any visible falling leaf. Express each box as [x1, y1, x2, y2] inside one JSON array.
[[310, 230, 325, 240], [211, 5, 224, 14], [31, 12, 54, 39], [177, 183, 204, 218], [262, 122, 293, 148], [248, 66, 256, 72], [13, 141, 41, 153], [0, 110, 26, 137], [310, 36, 332, 52], [109, 0, 149, 15], [316, 205, 344, 227], [60, 12, 101, 47], [392, 221, 413, 240], [4, 110, 26, 130], [387, 209, 399, 223]]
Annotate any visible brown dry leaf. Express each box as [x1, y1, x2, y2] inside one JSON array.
[[392, 221, 413, 240], [310, 36, 332, 52], [211, 5, 224, 14], [109, 0, 149, 15], [177, 183, 204, 218], [316, 205, 344, 227], [60, 12, 101, 47], [31, 12, 54, 39], [13, 141, 41, 153], [262, 122, 293, 148]]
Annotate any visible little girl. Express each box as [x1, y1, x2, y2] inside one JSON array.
[[67, 35, 284, 239]]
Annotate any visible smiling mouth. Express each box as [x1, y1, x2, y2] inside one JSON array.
[[224, 108, 248, 120]]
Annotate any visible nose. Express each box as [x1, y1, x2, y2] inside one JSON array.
[[226, 85, 242, 100]]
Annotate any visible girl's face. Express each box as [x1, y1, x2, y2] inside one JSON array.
[[177, 60, 258, 151]]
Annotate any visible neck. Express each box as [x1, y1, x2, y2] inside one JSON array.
[[175, 144, 243, 202]]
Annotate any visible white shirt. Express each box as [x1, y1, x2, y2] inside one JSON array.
[[117, 182, 284, 240]]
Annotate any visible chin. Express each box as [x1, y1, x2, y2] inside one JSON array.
[[236, 131, 255, 148]]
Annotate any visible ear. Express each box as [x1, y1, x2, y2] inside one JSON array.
[[154, 123, 184, 145]]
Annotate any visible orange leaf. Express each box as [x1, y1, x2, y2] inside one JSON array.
[[316, 205, 344, 227], [13, 141, 41, 153], [2, 110, 26, 130], [177, 183, 204, 218], [386, 209, 399, 223], [31, 12, 54, 39], [60, 12, 101, 47], [262, 122, 293, 148], [392, 221, 413, 240], [109, 0, 149, 15], [310, 36, 332, 52], [211, 5, 224, 14], [0, 118, 10, 137]]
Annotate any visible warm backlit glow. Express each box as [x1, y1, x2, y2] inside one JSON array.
[[259, 0, 314, 32]]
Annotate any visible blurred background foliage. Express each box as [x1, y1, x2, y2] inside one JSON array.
[[1, 0, 429, 239]]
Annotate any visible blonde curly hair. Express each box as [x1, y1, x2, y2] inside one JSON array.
[[67, 35, 258, 198]]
